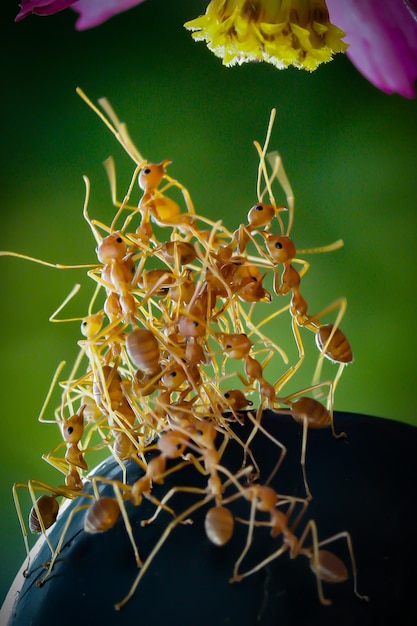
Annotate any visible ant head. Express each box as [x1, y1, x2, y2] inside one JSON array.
[[178, 312, 206, 338], [223, 389, 253, 410], [138, 159, 172, 193], [263, 234, 296, 264], [160, 363, 187, 391], [247, 202, 275, 228], [80, 311, 104, 339], [238, 280, 272, 303], [96, 232, 127, 264], [217, 333, 253, 359], [157, 431, 187, 458], [246, 485, 278, 512], [187, 420, 217, 448], [61, 407, 85, 444]]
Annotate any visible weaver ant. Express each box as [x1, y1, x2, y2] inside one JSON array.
[[230, 482, 368, 606]]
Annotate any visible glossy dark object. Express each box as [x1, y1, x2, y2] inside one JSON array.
[[2, 411, 417, 626]]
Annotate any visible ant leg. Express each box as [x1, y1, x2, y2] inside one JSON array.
[[243, 410, 287, 485], [242, 303, 289, 366], [255, 109, 277, 202], [0, 250, 97, 270], [300, 418, 313, 501], [114, 494, 213, 610], [310, 529, 369, 601], [12, 483, 35, 576], [280, 381, 346, 439], [290, 518, 333, 605], [91, 476, 142, 566], [37, 361, 68, 424], [141, 484, 206, 527], [159, 175, 196, 215], [293, 520, 369, 604], [230, 495, 258, 582], [103, 157, 142, 232], [231, 496, 310, 583], [13, 480, 80, 576], [115, 466, 254, 610], [76, 88, 146, 165], [266, 149, 294, 236], [274, 316, 305, 395], [36, 502, 91, 586]]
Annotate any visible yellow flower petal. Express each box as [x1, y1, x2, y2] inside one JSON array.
[[184, 0, 348, 71]]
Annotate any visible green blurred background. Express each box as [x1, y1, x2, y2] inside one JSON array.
[[1, 0, 416, 605]]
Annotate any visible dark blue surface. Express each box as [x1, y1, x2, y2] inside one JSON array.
[[2, 411, 417, 626]]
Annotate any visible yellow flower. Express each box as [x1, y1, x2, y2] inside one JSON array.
[[184, 0, 348, 71]]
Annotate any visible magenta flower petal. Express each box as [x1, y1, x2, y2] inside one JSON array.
[[15, 0, 79, 21], [327, 0, 417, 97], [403, 0, 417, 20], [71, 0, 145, 30]]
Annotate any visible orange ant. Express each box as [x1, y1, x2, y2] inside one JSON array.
[[79, 177, 142, 326], [229, 482, 368, 606], [113, 443, 254, 611], [76, 88, 195, 239], [12, 478, 92, 577], [38, 431, 197, 584], [215, 332, 277, 412], [3, 92, 361, 616], [246, 227, 348, 396], [270, 381, 346, 500], [40, 405, 89, 490], [35, 470, 151, 586]]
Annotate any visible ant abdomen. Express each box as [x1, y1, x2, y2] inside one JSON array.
[[204, 506, 234, 546], [316, 324, 353, 364], [29, 496, 59, 534], [84, 497, 120, 533], [309, 549, 349, 584], [126, 328, 160, 374]]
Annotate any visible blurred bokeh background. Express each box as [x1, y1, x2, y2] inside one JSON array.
[[1, 0, 416, 606]]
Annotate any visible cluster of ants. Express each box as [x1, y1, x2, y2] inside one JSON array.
[[2, 89, 367, 611]]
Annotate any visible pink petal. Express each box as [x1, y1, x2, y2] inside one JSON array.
[[403, 0, 417, 21], [327, 0, 417, 97], [71, 0, 146, 30], [15, 0, 79, 21]]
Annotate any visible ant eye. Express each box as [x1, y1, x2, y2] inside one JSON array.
[[224, 392, 230, 398], [193, 321, 199, 327], [67, 426, 74, 434], [255, 205, 263, 211], [143, 168, 151, 175], [170, 371, 177, 377], [116, 237, 123, 243], [274, 241, 283, 249], [82, 321, 87, 326]]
